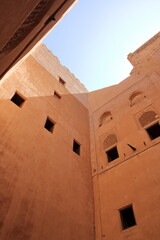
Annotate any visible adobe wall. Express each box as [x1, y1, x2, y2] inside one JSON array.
[[0, 29, 160, 240], [31, 44, 89, 108], [0, 54, 94, 240], [89, 33, 160, 239]]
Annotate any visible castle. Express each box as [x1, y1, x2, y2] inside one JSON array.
[[0, 1, 160, 240]]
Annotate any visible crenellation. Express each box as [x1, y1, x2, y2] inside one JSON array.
[[31, 44, 88, 94]]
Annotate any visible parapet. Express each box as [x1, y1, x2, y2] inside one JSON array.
[[128, 32, 160, 68], [31, 44, 88, 95]]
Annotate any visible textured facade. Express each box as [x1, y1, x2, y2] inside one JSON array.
[[0, 53, 93, 239], [89, 32, 160, 240], [0, 32, 160, 239]]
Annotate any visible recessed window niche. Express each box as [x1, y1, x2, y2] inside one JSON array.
[[106, 146, 119, 162], [73, 140, 80, 155], [10, 92, 25, 107], [44, 117, 55, 133], [119, 205, 136, 230]]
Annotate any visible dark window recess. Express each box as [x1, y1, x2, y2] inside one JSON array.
[[54, 91, 61, 100], [73, 140, 80, 155], [11, 92, 25, 107], [146, 123, 160, 140], [59, 77, 66, 86], [119, 205, 136, 230], [44, 117, 55, 133], [106, 146, 119, 162]]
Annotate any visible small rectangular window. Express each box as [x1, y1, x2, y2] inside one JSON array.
[[73, 140, 80, 155], [10, 92, 25, 107], [44, 117, 55, 133], [54, 91, 61, 100], [59, 77, 66, 86], [106, 146, 119, 162], [119, 205, 136, 230], [146, 123, 160, 140]]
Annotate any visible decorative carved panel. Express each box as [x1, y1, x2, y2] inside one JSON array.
[[0, 0, 55, 57], [103, 134, 117, 150], [139, 110, 157, 127]]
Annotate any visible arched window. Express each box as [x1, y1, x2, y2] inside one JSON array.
[[139, 110, 160, 140], [129, 91, 145, 106], [99, 111, 112, 127]]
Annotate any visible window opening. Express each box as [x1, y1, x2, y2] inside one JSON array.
[[54, 91, 61, 100], [106, 146, 119, 162], [146, 123, 160, 140], [73, 140, 80, 155], [59, 77, 66, 86], [44, 117, 55, 133], [10, 92, 25, 107], [119, 205, 136, 230]]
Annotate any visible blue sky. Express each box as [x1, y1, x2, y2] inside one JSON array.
[[43, 0, 160, 91]]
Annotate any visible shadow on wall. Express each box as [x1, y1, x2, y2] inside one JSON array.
[[0, 90, 94, 240]]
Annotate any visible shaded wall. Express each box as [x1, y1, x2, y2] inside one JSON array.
[[0, 55, 94, 240], [0, 0, 78, 78]]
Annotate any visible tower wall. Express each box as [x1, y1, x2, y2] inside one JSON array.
[[89, 32, 160, 240], [0, 32, 160, 240], [0, 54, 94, 240]]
